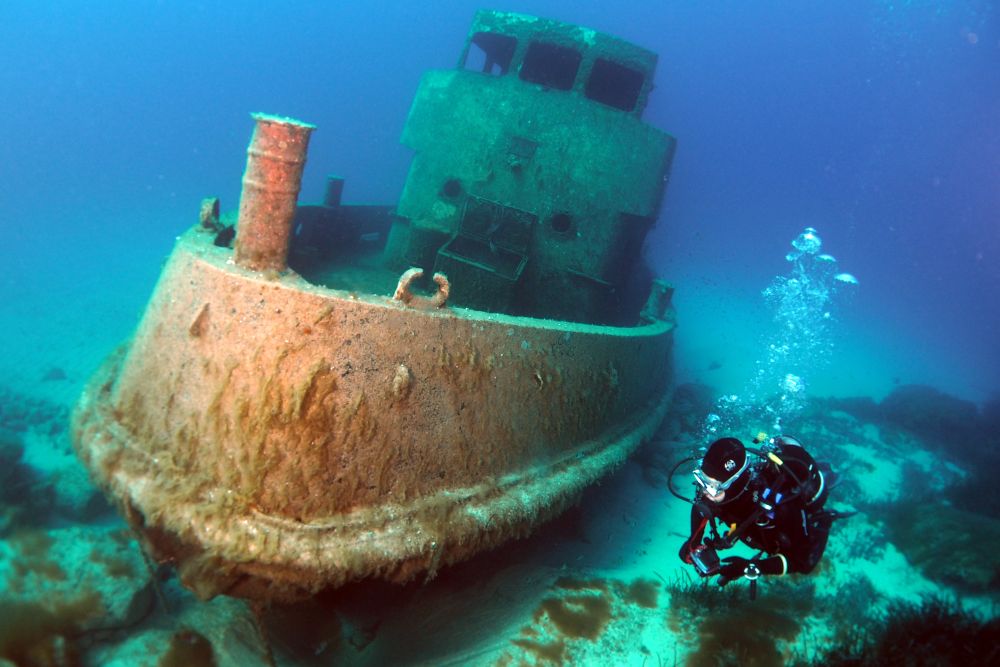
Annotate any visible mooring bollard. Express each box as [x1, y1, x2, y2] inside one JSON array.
[[233, 113, 316, 272]]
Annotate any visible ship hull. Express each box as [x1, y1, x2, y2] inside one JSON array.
[[73, 228, 673, 601]]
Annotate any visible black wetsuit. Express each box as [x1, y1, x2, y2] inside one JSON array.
[[680, 456, 835, 577]]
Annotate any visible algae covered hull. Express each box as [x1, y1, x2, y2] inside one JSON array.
[[72, 10, 678, 601], [74, 228, 673, 600]]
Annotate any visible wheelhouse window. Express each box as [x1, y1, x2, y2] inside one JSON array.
[[585, 57, 644, 111], [519, 41, 581, 90], [464, 32, 517, 75]]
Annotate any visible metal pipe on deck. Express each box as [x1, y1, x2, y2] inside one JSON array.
[[234, 113, 316, 272], [323, 175, 345, 207]]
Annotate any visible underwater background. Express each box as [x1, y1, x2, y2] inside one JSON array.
[[1, 1, 998, 665]]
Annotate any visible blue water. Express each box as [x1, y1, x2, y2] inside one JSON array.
[[2, 0, 996, 406], [1, 1, 998, 664]]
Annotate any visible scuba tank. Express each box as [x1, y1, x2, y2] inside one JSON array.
[[755, 434, 829, 515]]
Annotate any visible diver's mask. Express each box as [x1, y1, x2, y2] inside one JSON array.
[[693, 458, 749, 498]]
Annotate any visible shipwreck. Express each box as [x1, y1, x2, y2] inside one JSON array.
[[72, 10, 678, 602]]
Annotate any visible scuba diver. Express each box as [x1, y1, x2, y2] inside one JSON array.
[[672, 434, 851, 591]]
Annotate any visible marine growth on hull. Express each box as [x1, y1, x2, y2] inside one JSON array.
[[71, 10, 678, 603]]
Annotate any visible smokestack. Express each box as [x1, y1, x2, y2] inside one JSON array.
[[233, 113, 316, 273]]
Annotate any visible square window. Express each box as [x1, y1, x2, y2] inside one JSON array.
[[464, 32, 517, 75], [519, 41, 581, 91], [585, 58, 644, 111]]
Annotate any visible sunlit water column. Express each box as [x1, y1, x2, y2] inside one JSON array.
[[702, 227, 858, 442]]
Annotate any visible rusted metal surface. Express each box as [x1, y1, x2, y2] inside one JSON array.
[[234, 113, 316, 272], [73, 228, 673, 601], [392, 268, 451, 308]]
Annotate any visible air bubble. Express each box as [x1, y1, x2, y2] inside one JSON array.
[[699, 227, 857, 444]]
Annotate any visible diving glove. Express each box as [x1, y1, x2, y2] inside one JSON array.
[[717, 556, 759, 586]]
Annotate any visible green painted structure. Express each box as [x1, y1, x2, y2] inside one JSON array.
[[379, 10, 676, 323]]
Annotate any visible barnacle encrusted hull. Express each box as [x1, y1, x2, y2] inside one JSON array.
[[73, 228, 673, 602]]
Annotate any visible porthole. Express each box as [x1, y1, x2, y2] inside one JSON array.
[[550, 213, 572, 235]]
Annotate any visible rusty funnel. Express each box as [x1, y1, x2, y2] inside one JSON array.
[[234, 113, 315, 272]]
